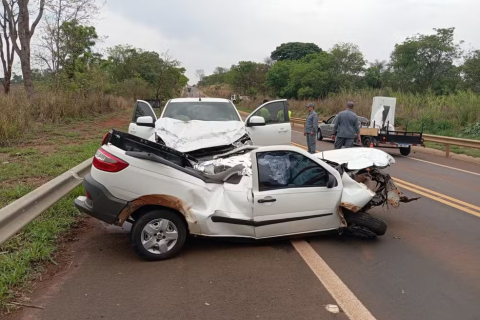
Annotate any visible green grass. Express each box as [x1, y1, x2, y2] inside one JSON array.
[[0, 107, 131, 312], [0, 189, 83, 311]]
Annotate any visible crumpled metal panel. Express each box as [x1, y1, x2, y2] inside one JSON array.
[[155, 118, 246, 153]]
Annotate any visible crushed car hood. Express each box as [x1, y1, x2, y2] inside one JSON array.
[[154, 118, 247, 153], [316, 148, 395, 169]]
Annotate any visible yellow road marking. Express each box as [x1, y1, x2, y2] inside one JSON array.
[[395, 182, 480, 218], [290, 141, 480, 218], [291, 241, 377, 320], [393, 178, 480, 212]]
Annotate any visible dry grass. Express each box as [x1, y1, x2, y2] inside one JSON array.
[[0, 91, 131, 145], [239, 89, 480, 138], [202, 84, 234, 99]]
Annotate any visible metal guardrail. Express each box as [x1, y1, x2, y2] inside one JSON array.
[[288, 117, 480, 158], [0, 158, 92, 246]]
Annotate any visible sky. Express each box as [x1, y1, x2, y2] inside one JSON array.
[[93, 0, 480, 83], [8, 0, 480, 81]]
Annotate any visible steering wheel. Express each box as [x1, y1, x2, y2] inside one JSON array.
[[291, 165, 319, 183], [303, 174, 327, 186]]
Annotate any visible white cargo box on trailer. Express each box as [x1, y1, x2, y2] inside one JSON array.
[[370, 97, 397, 131]]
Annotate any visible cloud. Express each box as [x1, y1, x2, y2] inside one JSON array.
[[95, 0, 480, 82]]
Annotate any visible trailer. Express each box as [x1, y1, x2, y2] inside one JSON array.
[[360, 97, 424, 156]]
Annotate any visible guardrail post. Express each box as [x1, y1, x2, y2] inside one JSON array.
[[446, 144, 450, 158]]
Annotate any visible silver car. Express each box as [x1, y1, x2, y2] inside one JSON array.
[[317, 114, 368, 141]]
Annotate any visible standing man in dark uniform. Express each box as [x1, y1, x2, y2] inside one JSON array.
[[304, 103, 319, 153], [333, 101, 361, 149]]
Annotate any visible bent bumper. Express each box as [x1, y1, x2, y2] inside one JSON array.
[[74, 173, 127, 224]]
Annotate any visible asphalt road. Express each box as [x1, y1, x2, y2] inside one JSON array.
[[7, 116, 480, 320]]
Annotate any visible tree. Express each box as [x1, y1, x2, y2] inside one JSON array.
[[11, 72, 22, 83], [227, 61, 268, 96], [2, 0, 46, 98], [270, 42, 321, 61], [263, 56, 275, 67], [462, 50, 480, 93], [35, 0, 101, 88], [389, 27, 463, 94], [195, 69, 205, 81], [59, 21, 98, 80], [364, 60, 387, 89], [330, 42, 366, 89], [285, 52, 336, 99], [104, 46, 188, 101], [265, 60, 293, 97], [0, 0, 18, 94]]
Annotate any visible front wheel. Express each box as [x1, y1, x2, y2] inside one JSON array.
[[344, 211, 387, 237], [317, 129, 323, 141], [400, 146, 411, 156], [131, 209, 187, 261]]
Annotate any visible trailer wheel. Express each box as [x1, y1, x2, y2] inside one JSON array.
[[400, 146, 411, 156], [362, 137, 372, 148]]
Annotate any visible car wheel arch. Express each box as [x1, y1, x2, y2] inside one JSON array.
[[116, 194, 198, 234]]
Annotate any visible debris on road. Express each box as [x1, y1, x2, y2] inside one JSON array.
[[8, 301, 45, 310], [325, 304, 340, 313]]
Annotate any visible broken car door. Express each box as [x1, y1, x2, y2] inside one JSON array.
[[245, 100, 291, 146], [128, 100, 157, 139], [250, 148, 343, 238]]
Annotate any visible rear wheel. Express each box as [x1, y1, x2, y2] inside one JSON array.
[[317, 129, 323, 141], [400, 146, 411, 156], [362, 137, 372, 148], [344, 211, 387, 237], [131, 209, 187, 261]]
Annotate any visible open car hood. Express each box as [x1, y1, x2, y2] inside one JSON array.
[[154, 118, 246, 153], [316, 148, 395, 170]]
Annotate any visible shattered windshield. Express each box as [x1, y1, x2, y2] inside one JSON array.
[[162, 102, 241, 122]]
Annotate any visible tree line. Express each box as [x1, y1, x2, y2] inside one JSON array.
[[199, 28, 480, 99], [0, 0, 188, 101]]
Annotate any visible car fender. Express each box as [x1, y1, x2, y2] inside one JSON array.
[[116, 194, 201, 234]]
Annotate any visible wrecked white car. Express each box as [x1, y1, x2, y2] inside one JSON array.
[[75, 130, 418, 261], [127, 98, 292, 159]]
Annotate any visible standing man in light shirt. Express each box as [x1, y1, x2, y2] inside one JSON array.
[[304, 103, 319, 153], [333, 101, 361, 149]]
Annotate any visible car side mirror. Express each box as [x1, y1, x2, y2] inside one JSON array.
[[247, 116, 266, 127], [322, 120, 326, 124], [137, 116, 155, 128], [327, 174, 337, 189]]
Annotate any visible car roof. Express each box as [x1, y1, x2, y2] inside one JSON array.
[[168, 98, 231, 103]]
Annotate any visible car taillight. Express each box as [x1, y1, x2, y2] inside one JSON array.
[[93, 149, 129, 172]]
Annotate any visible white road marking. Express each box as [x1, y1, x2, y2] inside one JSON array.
[[291, 240, 377, 320], [398, 156, 480, 176]]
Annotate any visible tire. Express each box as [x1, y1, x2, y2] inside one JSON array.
[[400, 146, 411, 156], [131, 209, 187, 261], [344, 211, 387, 236], [317, 129, 323, 141], [362, 137, 372, 148]]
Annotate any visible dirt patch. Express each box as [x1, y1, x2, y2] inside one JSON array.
[[99, 117, 130, 129], [1, 177, 50, 189], [0, 216, 95, 319]]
